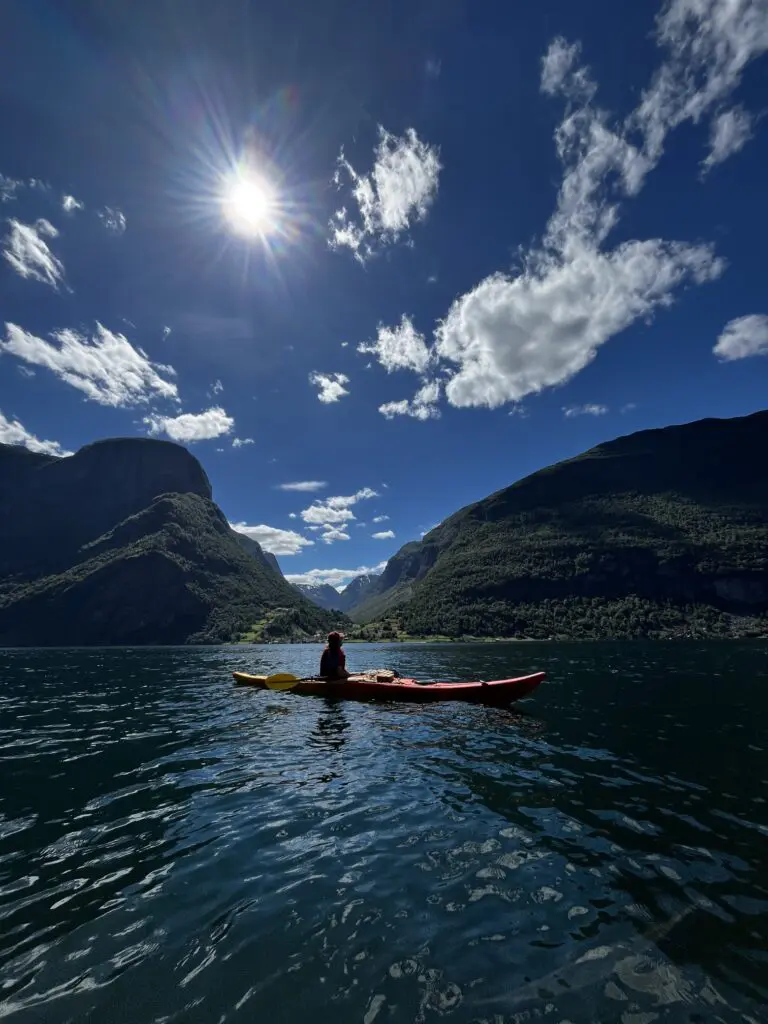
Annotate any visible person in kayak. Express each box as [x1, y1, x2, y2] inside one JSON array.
[[320, 631, 350, 680]]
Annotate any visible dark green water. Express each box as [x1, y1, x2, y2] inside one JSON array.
[[1, 642, 767, 1023]]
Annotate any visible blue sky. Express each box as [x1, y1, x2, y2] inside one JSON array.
[[1, 0, 767, 590]]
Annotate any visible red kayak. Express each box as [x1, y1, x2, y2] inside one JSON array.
[[232, 671, 545, 704]]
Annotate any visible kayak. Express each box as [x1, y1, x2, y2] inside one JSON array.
[[231, 671, 545, 704]]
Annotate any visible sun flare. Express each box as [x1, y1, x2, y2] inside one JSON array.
[[223, 174, 276, 237]]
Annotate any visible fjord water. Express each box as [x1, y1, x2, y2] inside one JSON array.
[[1, 643, 766, 1023]]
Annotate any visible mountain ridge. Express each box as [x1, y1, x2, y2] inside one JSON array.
[[349, 410, 768, 638]]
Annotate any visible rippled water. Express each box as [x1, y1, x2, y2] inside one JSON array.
[[1, 641, 767, 1023]]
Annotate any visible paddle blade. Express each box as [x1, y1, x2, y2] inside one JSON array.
[[264, 673, 301, 690]]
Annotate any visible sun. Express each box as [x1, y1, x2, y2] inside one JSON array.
[[223, 174, 276, 237]]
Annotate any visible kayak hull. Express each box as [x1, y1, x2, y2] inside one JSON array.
[[232, 671, 545, 704]]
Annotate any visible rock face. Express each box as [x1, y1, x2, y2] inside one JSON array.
[[0, 438, 343, 645], [352, 410, 768, 638]]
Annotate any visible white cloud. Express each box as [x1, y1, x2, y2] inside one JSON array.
[[372, 529, 395, 540], [284, 562, 386, 588], [563, 403, 609, 417], [1, 173, 23, 202], [61, 194, 84, 214], [540, 37, 595, 103], [372, 2, 768, 414], [329, 126, 441, 261], [703, 106, 754, 172], [713, 314, 768, 360], [300, 487, 378, 544], [145, 406, 234, 442], [98, 206, 126, 234], [278, 481, 328, 492], [309, 371, 350, 403], [358, 315, 432, 374], [321, 527, 350, 544], [634, 0, 768, 169], [288, 512, 297, 519], [372, 514, 389, 523], [162, 326, 172, 340], [232, 436, 255, 448], [379, 379, 441, 420], [211, 379, 224, 395], [17, 365, 35, 378], [0, 410, 72, 457], [621, 402, 638, 413], [1, 322, 179, 407], [340, 341, 349, 348], [230, 522, 314, 555], [3, 219, 65, 289]]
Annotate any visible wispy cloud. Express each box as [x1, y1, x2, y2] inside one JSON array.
[[277, 481, 328, 492], [230, 522, 314, 555], [309, 371, 350, 403], [372, 514, 389, 523], [1, 322, 178, 407], [3, 219, 65, 289], [358, 315, 432, 374], [300, 487, 378, 544], [372, 529, 395, 540], [144, 406, 234, 442], [98, 206, 126, 234], [703, 107, 754, 173], [0, 409, 72, 457], [0, 173, 23, 202], [373, 0, 768, 415], [379, 380, 441, 421], [329, 126, 441, 262], [284, 561, 386, 588], [61, 194, 84, 214], [211, 379, 224, 395], [713, 314, 768, 360], [563, 403, 609, 417], [232, 436, 254, 448]]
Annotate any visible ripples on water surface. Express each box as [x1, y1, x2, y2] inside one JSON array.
[[0, 641, 767, 1023]]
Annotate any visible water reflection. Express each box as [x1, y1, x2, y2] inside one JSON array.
[[307, 701, 349, 755]]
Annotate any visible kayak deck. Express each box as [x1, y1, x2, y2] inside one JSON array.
[[232, 671, 545, 704]]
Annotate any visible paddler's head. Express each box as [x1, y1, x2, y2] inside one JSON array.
[[327, 631, 344, 649]]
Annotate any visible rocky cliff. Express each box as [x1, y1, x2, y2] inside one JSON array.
[[352, 411, 768, 638], [0, 438, 344, 645]]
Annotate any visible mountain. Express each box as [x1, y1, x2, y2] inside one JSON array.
[[292, 582, 344, 611], [0, 437, 345, 645], [234, 533, 282, 575], [352, 411, 768, 639], [335, 573, 381, 612]]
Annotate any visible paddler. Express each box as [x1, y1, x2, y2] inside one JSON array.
[[319, 631, 350, 680]]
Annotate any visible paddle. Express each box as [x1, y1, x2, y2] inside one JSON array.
[[263, 672, 304, 690]]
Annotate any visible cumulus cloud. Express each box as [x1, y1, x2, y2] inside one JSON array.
[[3, 219, 65, 289], [230, 522, 314, 555], [309, 371, 350, 403], [300, 487, 378, 544], [702, 106, 754, 172], [144, 406, 234, 442], [61, 194, 84, 214], [284, 562, 387, 589], [372, 529, 395, 540], [563, 403, 609, 417], [278, 481, 328, 492], [373, 0, 768, 414], [329, 126, 441, 261], [358, 316, 432, 374], [98, 206, 127, 233], [232, 436, 254, 448], [713, 314, 768, 360], [379, 379, 441, 420], [0, 410, 72, 457], [1, 322, 179, 407]]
